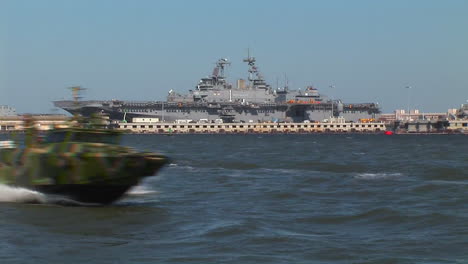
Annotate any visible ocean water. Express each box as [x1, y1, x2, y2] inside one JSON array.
[[0, 134, 467, 263]]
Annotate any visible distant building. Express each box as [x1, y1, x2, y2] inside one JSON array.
[[0, 106, 17, 116], [379, 109, 449, 123], [0, 115, 70, 131], [132, 117, 160, 123], [447, 120, 468, 133], [457, 104, 468, 119]]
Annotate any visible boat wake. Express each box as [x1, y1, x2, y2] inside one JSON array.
[[0, 184, 46, 204], [0, 184, 99, 206], [126, 185, 158, 196], [354, 172, 403, 180]]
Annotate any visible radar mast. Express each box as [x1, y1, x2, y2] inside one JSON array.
[[69, 86, 87, 104], [243, 50, 270, 90], [213, 58, 230, 80]]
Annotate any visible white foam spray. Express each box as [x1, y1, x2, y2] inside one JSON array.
[[126, 185, 157, 196], [354, 173, 403, 180], [0, 184, 47, 204], [0, 184, 100, 206]]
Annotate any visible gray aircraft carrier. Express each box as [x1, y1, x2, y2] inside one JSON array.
[[54, 55, 381, 123]]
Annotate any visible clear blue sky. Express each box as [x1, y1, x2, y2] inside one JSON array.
[[1, 0, 467, 113]]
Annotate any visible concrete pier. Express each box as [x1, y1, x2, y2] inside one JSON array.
[[0, 115, 387, 134], [2, 115, 465, 134], [117, 121, 387, 134]]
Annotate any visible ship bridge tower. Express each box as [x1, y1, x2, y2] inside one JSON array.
[[197, 58, 231, 91], [213, 58, 230, 81], [243, 51, 270, 90]]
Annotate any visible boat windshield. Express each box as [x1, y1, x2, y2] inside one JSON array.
[[45, 131, 120, 144]]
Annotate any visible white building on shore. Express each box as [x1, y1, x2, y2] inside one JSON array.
[[0, 106, 17, 116]]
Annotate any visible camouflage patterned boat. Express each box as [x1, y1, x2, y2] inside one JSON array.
[[0, 126, 168, 204]]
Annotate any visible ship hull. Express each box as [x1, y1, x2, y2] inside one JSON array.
[[54, 100, 380, 123], [0, 141, 169, 205], [33, 184, 134, 204]]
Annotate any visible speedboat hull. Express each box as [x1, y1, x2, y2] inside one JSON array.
[[34, 184, 135, 204], [0, 140, 169, 204]]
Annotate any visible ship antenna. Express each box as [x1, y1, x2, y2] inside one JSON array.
[[243, 48, 257, 88], [284, 73, 289, 91], [67, 86, 87, 125], [68, 86, 87, 104]]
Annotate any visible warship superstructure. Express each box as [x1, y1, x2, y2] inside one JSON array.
[[54, 55, 380, 123]]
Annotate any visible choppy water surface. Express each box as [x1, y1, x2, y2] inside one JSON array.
[[1, 134, 467, 263]]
